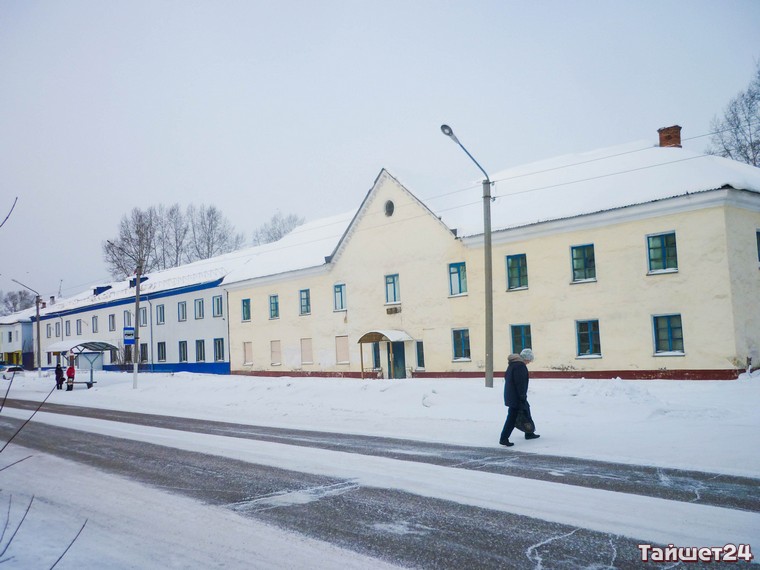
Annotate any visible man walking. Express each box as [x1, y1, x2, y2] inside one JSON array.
[[499, 348, 540, 447]]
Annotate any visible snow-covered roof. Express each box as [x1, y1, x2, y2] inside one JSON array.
[[0, 306, 35, 325], [27, 138, 760, 318], [429, 142, 760, 237], [222, 211, 355, 285]]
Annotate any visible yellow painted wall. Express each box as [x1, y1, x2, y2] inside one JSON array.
[[227, 175, 759, 377]]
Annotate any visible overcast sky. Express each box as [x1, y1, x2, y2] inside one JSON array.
[[1, 0, 759, 300]]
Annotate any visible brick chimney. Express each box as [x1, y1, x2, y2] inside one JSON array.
[[657, 125, 682, 148]]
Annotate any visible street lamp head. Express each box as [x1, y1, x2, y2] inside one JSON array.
[[440, 124, 460, 145]]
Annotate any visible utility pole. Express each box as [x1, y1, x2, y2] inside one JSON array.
[[440, 125, 495, 388], [133, 262, 142, 389], [11, 279, 42, 377]]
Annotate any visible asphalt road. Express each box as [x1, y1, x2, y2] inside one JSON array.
[[0, 400, 757, 569]]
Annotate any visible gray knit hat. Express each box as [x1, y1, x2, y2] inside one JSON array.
[[520, 348, 535, 362]]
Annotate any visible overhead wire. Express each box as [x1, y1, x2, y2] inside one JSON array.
[[55, 122, 759, 298]]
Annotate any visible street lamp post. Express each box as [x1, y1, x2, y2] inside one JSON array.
[[133, 262, 142, 389], [11, 278, 42, 378], [440, 125, 494, 388]]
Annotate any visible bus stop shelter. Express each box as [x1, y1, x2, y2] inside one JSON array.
[[46, 339, 119, 386]]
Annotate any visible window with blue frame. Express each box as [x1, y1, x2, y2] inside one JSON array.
[[653, 314, 684, 353], [299, 289, 311, 315], [214, 338, 225, 361], [178, 340, 188, 362], [241, 298, 251, 322], [212, 295, 223, 317], [648, 232, 678, 272], [107, 315, 115, 332], [156, 304, 165, 325], [448, 262, 467, 296], [178, 302, 187, 322], [416, 341, 425, 369], [576, 320, 601, 356], [157, 342, 166, 362], [506, 254, 528, 290], [385, 274, 400, 303], [76, 319, 82, 335], [65, 320, 71, 336], [269, 295, 279, 319], [334, 284, 346, 311], [510, 324, 532, 354], [92, 316, 98, 333], [194, 298, 204, 319], [571, 245, 596, 281], [139, 307, 147, 327], [196, 339, 206, 362], [452, 328, 471, 360]]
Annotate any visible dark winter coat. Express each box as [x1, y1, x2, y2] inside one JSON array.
[[504, 354, 530, 410], [54, 365, 64, 381]]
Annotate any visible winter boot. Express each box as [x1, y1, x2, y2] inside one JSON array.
[[499, 439, 514, 447], [525, 433, 541, 440]]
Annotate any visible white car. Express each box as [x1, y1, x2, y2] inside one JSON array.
[[0, 365, 25, 380]]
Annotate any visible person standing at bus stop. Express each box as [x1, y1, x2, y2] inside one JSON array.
[[54, 364, 65, 390], [66, 363, 75, 391]]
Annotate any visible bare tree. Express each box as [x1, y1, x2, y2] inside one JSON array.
[[0, 197, 18, 230], [2, 290, 35, 315], [103, 207, 159, 279], [252, 212, 305, 245], [154, 203, 190, 270], [187, 204, 246, 261], [708, 63, 760, 167]]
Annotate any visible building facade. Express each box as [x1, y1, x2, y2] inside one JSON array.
[[224, 129, 760, 379]]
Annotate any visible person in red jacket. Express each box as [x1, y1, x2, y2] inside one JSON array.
[[66, 364, 75, 391]]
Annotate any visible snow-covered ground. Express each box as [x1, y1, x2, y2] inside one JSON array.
[[0, 370, 758, 568]]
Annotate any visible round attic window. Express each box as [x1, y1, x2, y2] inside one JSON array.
[[384, 200, 395, 217]]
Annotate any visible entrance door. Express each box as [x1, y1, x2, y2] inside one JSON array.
[[387, 342, 406, 379]]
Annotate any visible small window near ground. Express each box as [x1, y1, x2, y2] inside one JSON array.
[[243, 342, 253, 365], [336, 336, 349, 364], [214, 338, 225, 362], [510, 324, 532, 354], [271, 340, 282, 366], [576, 320, 601, 356], [452, 328, 470, 360], [653, 314, 684, 354], [300, 338, 313, 365]]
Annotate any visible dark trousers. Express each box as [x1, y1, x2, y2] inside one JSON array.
[[56, 380, 64, 390], [500, 406, 521, 442]]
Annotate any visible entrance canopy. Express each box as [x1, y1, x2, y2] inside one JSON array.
[[46, 339, 119, 355], [357, 330, 414, 344], [357, 330, 414, 380]]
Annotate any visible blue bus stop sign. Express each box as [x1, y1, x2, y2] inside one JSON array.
[[123, 327, 135, 346]]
